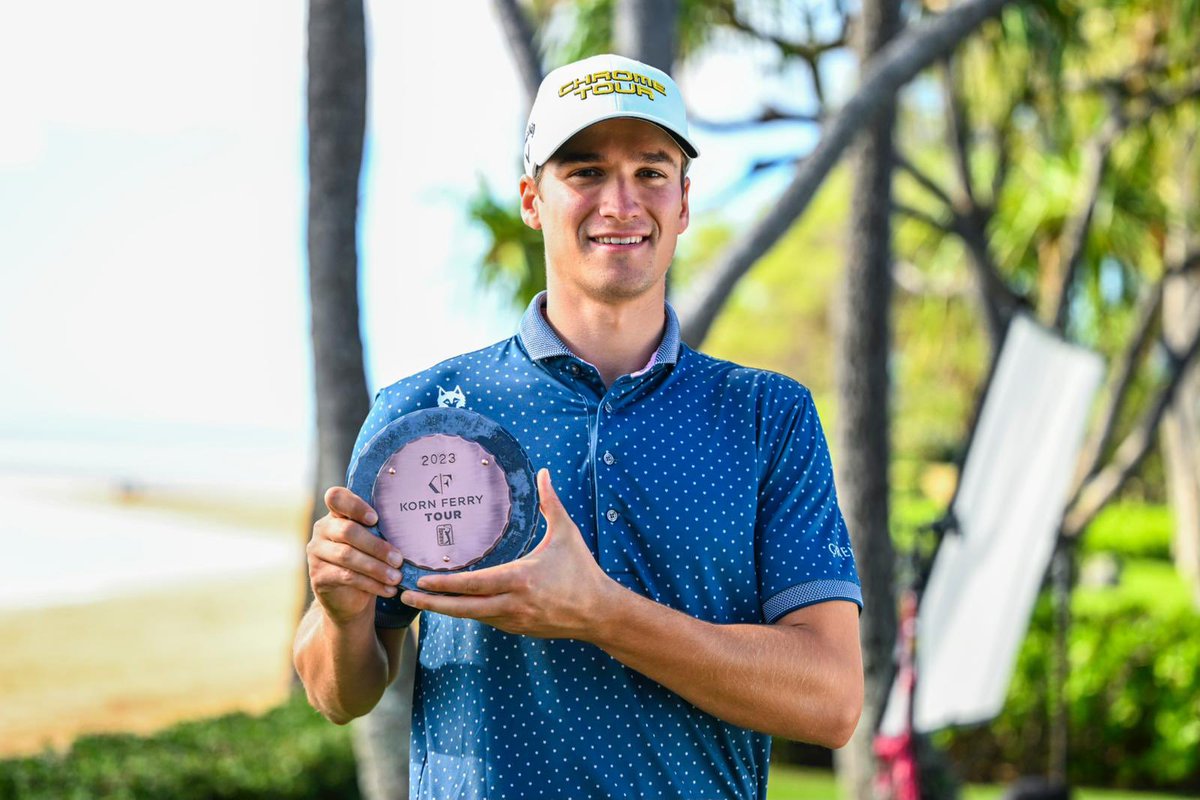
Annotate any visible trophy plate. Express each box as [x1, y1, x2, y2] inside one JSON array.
[[347, 407, 538, 625]]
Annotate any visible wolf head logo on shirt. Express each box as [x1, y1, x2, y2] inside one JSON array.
[[438, 385, 467, 408]]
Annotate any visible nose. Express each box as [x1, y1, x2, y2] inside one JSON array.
[[597, 175, 640, 221]]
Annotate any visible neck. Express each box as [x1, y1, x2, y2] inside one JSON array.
[[543, 286, 666, 388]]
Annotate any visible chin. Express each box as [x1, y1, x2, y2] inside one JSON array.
[[584, 278, 664, 304]]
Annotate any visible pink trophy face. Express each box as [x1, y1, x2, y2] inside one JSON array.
[[372, 433, 512, 570]]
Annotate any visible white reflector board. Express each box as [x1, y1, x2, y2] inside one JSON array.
[[881, 313, 1104, 735]]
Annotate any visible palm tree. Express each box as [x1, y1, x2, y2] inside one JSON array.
[[306, 2, 414, 797]]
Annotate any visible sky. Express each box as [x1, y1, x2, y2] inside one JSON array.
[[0, 1, 843, 496]]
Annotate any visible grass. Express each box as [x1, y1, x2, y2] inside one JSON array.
[[765, 765, 1195, 800], [766, 764, 842, 799]]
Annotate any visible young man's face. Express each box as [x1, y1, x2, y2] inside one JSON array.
[[519, 117, 690, 305]]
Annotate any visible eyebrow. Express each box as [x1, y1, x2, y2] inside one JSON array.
[[553, 149, 679, 168], [638, 150, 678, 166]]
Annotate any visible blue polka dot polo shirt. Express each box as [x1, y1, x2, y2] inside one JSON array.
[[347, 291, 863, 799]]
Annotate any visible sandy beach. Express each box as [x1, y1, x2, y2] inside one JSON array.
[[0, 474, 309, 757]]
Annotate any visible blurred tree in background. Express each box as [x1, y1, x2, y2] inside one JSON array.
[[305, 2, 415, 798], [888, 4, 1200, 788], [301, 0, 1200, 797], [890, 0, 1200, 580]]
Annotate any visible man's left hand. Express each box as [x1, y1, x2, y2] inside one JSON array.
[[400, 468, 619, 640]]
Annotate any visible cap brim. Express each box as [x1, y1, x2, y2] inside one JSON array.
[[531, 111, 700, 172]]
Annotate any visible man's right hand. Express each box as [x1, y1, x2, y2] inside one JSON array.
[[307, 487, 405, 625]]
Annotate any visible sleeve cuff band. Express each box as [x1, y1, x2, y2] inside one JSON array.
[[763, 579, 863, 623]]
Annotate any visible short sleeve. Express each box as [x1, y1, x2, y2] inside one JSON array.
[[755, 383, 862, 623], [345, 387, 420, 629]]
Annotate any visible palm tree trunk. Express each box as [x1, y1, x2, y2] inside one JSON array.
[[614, 0, 677, 70], [1161, 247, 1200, 608], [307, 0, 370, 533], [833, 0, 901, 796], [307, 1, 412, 796]]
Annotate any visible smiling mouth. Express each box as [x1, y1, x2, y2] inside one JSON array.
[[589, 235, 646, 246]]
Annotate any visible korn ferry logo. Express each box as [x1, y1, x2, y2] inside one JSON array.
[[559, 70, 667, 102]]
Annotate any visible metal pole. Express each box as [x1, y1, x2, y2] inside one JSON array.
[[1048, 536, 1073, 785]]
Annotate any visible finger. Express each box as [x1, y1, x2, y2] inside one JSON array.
[[311, 561, 398, 598], [324, 486, 379, 527], [309, 538, 402, 586], [341, 521, 406, 568], [317, 514, 404, 569], [416, 563, 521, 595], [401, 589, 509, 619]]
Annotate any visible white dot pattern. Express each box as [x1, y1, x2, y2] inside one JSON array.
[[345, 292, 862, 799]]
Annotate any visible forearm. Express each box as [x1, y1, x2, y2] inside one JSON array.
[[292, 601, 393, 725], [587, 586, 862, 748]]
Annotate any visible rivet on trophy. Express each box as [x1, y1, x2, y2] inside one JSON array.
[[443, 556, 451, 562], [481, 458, 490, 466], [388, 467, 396, 475]]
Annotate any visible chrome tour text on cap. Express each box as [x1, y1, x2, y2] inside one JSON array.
[[523, 53, 700, 177]]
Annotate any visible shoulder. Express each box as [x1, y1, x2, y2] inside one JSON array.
[[349, 336, 527, 466], [373, 336, 526, 412], [677, 344, 816, 412], [674, 346, 827, 470]]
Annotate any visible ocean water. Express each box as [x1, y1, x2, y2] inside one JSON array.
[[0, 423, 312, 497], [0, 427, 310, 610]]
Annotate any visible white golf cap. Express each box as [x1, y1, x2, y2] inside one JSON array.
[[523, 54, 700, 177]]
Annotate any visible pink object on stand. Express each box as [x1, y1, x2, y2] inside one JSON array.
[[874, 588, 921, 800]]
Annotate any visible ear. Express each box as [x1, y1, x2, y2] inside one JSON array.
[[519, 174, 542, 231], [678, 175, 691, 235]]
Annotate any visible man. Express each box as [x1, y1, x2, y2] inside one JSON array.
[[294, 54, 864, 799]]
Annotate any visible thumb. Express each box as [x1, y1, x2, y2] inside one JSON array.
[[536, 468, 571, 528], [530, 469, 574, 555]]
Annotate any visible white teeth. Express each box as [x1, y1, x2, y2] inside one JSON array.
[[594, 236, 644, 245]]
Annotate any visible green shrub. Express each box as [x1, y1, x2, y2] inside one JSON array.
[[0, 692, 358, 800], [939, 568, 1200, 792], [1082, 503, 1173, 561]]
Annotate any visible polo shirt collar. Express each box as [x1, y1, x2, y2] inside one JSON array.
[[517, 290, 682, 368]]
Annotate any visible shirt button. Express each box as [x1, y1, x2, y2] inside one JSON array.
[[567, 363, 580, 375], [603, 451, 615, 466], [605, 508, 619, 523], [604, 402, 614, 414]]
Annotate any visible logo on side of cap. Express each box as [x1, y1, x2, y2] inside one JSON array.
[[524, 122, 535, 166], [558, 69, 668, 102]]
